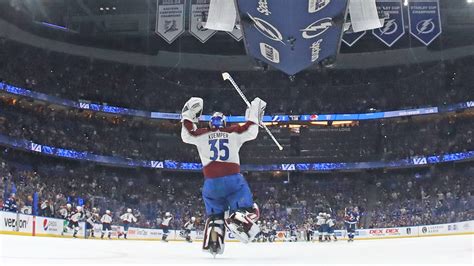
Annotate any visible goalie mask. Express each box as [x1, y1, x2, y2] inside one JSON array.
[[209, 112, 227, 129]]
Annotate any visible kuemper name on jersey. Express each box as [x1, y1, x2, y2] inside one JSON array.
[[208, 132, 229, 140]]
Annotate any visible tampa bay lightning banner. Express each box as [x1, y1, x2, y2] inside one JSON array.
[[236, 0, 349, 75], [372, 0, 405, 47], [155, 0, 186, 44], [342, 24, 366, 47], [189, 0, 216, 43], [407, 0, 442, 46]]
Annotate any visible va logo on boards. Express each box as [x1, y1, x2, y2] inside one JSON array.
[[301, 18, 332, 39], [248, 13, 284, 43], [31, 143, 42, 152], [151, 161, 164, 168]]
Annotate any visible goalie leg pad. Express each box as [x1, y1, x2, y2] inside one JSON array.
[[224, 210, 260, 244], [202, 216, 225, 255]]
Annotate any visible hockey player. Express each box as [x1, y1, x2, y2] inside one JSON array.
[[269, 220, 278, 243], [345, 207, 359, 242], [304, 219, 314, 242], [316, 212, 327, 242], [67, 206, 84, 238], [160, 212, 173, 242], [59, 203, 73, 235], [326, 214, 337, 241], [85, 207, 99, 238], [180, 216, 196, 243], [181, 97, 266, 256], [100, 210, 113, 239], [119, 208, 137, 239], [288, 223, 298, 242], [2, 193, 17, 212]]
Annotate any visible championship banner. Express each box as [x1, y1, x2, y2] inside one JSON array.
[[227, 18, 243, 41], [372, 0, 405, 47], [342, 26, 366, 47], [407, 0, 442, 46], [189, 0, 217, 43], [155, 0, 186, 44], [236, 0, 349, 75]]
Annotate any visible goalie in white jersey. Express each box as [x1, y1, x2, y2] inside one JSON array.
[[181, 97, 265, 256]]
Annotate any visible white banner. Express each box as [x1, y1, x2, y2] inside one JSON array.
[[0, 211, 33, 234], [155, 0, 186, 44], [1, 210, 472, 242], [206, 0, 237, 32], [189, 0, 217, 43], [35, 216, 64, 236]]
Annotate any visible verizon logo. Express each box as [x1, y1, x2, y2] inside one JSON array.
[[4, 218, 27, 229]]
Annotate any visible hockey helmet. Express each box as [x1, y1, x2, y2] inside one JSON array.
[[209, 112, 226, 129], [165, 212, 171, 217], [66, 203, 72, 209], [106, 210, 111, 214], [127, 208, 132, 213], [191, 217, 196, 222], [76, 206, 82, 211]]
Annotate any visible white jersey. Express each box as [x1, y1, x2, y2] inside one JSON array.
[[183, 221, 194, 230], [86, 212, 99, 224], [162, 216, 173, 226], [327, 218, 335, 227], [120, 213, 137, 223], [181, 121, 258, 178], [70, 212, 83, 222], [101, 214, 112, 224], [316, 215, 326, 226]]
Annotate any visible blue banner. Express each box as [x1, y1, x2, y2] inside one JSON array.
[[408, 0, 442, 46], [1, 82, 473, 123], [0, 134, 473, 172], [372, 0, 405, 47], [236, 0, 349, 75], [342, 29, 366, 47]]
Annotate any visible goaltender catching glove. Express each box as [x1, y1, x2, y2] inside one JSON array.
[[245, 97, 267, 126], [181, 97, 203, 123]]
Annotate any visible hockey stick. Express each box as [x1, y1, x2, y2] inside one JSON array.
[[222, 72, 283, 151]]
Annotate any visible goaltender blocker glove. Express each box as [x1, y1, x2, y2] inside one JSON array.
[[181, 97, 204, 123], [245, 97, 267, 126]]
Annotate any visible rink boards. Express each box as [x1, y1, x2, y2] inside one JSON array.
[[0, 211, 472, 242]]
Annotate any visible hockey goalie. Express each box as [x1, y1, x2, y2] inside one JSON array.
[[181, 97, 266, 256]]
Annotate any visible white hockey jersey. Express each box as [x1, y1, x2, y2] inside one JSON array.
[[183, 221, 194, 230], [316, 215, 326, 226], [120, 213, 137, 223], [70, 212, 83, 222], [161, 216, 173, 227], [181, 120, 258, 178], [101, 214, 112, 224]]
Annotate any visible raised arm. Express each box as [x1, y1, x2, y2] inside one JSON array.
[[180, 97, 207, 145], [233, 97, 267, 144]]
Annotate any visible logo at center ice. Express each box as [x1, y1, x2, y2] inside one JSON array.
[[416, 19, 435, 35]]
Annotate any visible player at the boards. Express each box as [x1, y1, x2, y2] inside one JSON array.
[[181, 96, 266, 256]]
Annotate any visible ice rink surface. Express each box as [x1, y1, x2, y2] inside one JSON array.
[[0, 234, 472, 265]]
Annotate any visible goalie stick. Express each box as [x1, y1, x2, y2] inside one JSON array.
[[222, 72, 283, 151]]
